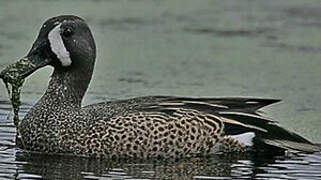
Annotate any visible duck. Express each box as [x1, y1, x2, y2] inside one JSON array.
[[0, 15, 319, 158]]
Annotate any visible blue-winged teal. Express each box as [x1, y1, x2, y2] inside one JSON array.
[[0, 15, 319, 158]]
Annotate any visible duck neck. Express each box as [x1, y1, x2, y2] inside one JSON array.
[[41, 66, 93, 108]]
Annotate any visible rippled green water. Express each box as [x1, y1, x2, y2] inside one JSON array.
[[1, 0, 321, 179]]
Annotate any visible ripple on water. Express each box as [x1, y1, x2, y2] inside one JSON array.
[[0, 98, 321, 179]]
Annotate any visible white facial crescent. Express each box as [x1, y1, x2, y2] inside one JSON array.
[[48, 23, 72, 67]]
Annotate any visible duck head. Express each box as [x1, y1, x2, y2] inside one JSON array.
[[0, 15, 96, 81]]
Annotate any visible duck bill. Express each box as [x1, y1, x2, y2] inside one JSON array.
[[0, 54, 51, 84]]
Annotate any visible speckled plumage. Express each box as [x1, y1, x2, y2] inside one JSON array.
[[4, 15, 318, 158]]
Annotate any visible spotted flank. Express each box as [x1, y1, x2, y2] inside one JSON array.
[[1, 15, 319, 159]]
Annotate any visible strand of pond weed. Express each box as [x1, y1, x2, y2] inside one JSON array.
[[0, 58, 33, 148]]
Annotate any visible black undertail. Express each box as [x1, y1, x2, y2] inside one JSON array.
[[138, 96, 320, 153]]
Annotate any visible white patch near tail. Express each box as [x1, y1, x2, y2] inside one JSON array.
[[230, 132, 255, 146], [48, 23, 72, 67]]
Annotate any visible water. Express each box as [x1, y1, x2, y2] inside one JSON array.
[[1, 0, 321, 179]]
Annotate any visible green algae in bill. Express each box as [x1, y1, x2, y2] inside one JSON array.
[[0, 58, 35, 127]]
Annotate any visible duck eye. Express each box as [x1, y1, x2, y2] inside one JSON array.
[[62, 28, 73, 37]]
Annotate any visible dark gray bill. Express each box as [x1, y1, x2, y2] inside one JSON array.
[[0, 54, 50, 127], [0, 55, 51, 84]]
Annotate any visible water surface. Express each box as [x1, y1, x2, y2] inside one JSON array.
[[1, 0, 321, 179]]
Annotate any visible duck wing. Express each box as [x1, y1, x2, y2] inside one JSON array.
[[144, 96, 320, 152], [86, 96, 320, 153]]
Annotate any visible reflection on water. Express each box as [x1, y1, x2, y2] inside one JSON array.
[[0, 101, 321, 179], [1, 0, 321, 179]]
